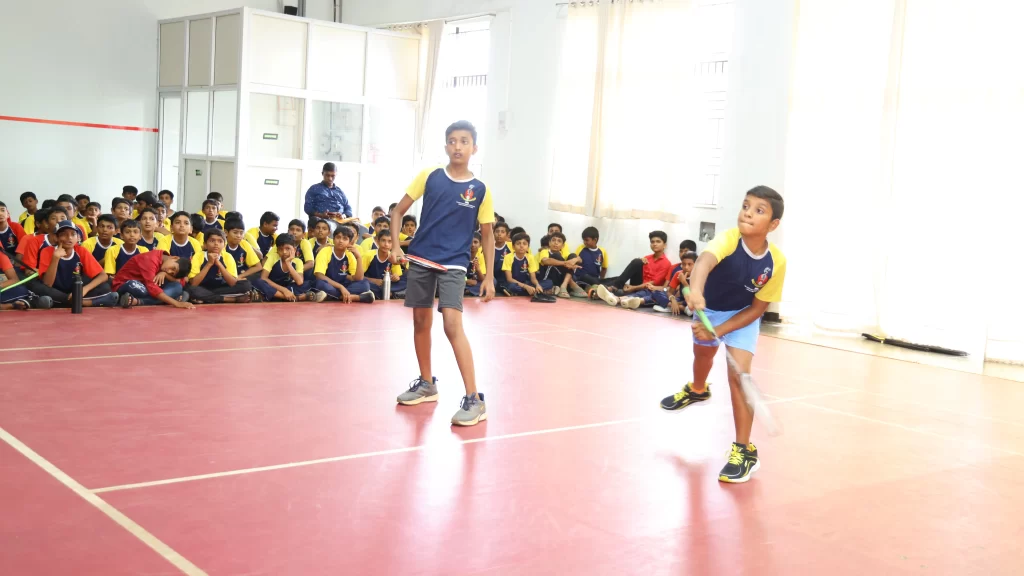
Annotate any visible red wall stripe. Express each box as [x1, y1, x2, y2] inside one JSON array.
[[0, 115, 159, 133]]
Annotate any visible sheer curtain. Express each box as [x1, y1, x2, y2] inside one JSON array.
[[548, 0, 704, 221], [782, 0, 1024, 361]]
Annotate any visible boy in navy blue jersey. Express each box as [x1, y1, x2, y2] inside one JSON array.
[[36, 221, 117, 307], [391, 120, 496, 426], [310, 219, 333, 259], [81, 215, 123, 263], [199, 199, 224, 232], [362, 229, 406, 300], [573, 226, 609, 292], [502, 232, 546, 296], [104, 219, 148, 276], [537, 232, 582, 298], [0, 202, 26, 260], [189, 229, 252, 304], [313, 226, 373, 303], [256, 233, 325, 302], [464, 232, 487, 296], [660, 186, 787, 483], [223, 219, 262, 283]]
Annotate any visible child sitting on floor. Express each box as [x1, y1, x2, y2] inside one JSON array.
[[112, 249, 193, 309], [223, 219, 263, 284], [254, 233, 324, 302], [0, 252, 38, 310], [593, 230, 674, 310], [200, 199, 223, 232], [362, 229, 406, 300], [247, 211, 279, 259], [313, 226, 373, 303], [104, 219, 149, 276], [465, 232, 487, 297], [81, 215, 123, 263], [36, 221, 117, 307], [400, 215, 417, 248], [18, 191, 38, 234], [502, 232, 547, 296], [0, 201, 26, 260], [538, 232, 584, 298], [660, 250, 697, 316], [360, 216, 391, 253], [189, 229, 252, 304], [111, 198, 132, 232], [573, 226, 609, 292], [156, 211, 204, 284], [310, 219, 333, 259]]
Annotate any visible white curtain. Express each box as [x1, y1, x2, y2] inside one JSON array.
[[415, 20, 446, 164], [782, 0, 1024, 362], [548, 0, 704, 221]]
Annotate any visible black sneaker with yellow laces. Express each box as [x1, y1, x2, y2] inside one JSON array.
[[660, 382, 711, 411], [718, 442, 760, 483]]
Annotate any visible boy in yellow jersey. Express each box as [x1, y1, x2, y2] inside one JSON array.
[[399, 215, 417, 248], [309, 219, 333, 260], [156, 211, 204, 284], [573, 226, 609, 294], [246, 211, 279, 260], [265, 219, 315, 277], [137, 208, 164, 251], [155, 202, 172, 235], [198, 199, 224, 233], [255, 233, 325, 302], [313, 226, 373, 303], [392, 120, 496, 426], [660, 186, 787, 484], [537, 232, 582, 298], [491, 222, 512, 292], [359, 216, 391, 253], [82, 215, 123, 264], [158, 190, 175, 212], [189, 229, 252, 304], [104, 219, 149, 275], [223, 219, 263, 284], [111, 198, 132, 232], [464, 232, 487, 297], [18, 192, 38, 235], [362, 229, 405, 300], [501, 232, 547, 296]]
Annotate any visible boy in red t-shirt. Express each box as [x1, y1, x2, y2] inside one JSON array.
[[112, 249, 194, 308], [593, 230, 674, 309], [36, 221, 117, 307], [0, 252, 36, 310], [0, 202, 26, 261]]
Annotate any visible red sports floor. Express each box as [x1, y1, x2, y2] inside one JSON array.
[[1, 299, 1022, 575]]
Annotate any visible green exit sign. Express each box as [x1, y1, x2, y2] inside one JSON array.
[[263, 133, 279, 140], [264, 179, 279, 185]]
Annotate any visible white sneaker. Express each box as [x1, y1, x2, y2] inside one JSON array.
[[595, 285, 619, 306], [653, 305, 670, 313], [620, 297, 642, 310]]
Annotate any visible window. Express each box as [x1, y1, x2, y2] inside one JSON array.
[[549, 0, 735, 218]]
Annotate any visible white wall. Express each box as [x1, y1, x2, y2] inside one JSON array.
[[343, 0, 794, 274], [0, 0, 337, 217]]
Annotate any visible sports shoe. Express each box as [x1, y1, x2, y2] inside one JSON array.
[[660, 382, 711, 410], [359, 291, 375, 303], [310, 290, 327, 303], [397, 377, 439, 405], [719, 442, 760, 483], [620, 296, 642, 309], [93, 292, 119, 307], [653, 305, 670, 313], [595, 284, 619, 306], [451, 393, 487, 426]]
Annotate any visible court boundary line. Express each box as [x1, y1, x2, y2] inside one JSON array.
[[0, 329, 573, 366], [0, 426, 206, 576]]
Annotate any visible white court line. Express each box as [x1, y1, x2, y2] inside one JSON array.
[[91, 417, 644, 494], [0, 321, 551, 353], [0, 426, 207, 576], [0, 329, 573, 366]]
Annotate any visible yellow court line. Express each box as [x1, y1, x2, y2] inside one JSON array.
[[0, 426, 207, 575]]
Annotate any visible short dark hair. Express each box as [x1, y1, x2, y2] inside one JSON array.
[[376, 228, 391, 240], [746, 185, 784, 220], [225, 211, 243, 221], [201, 199, 218, 210], [388, 202, 398, 212], [112, 197, 130, 210], [189, 214, 205, 232], [171, 210, 192, 225], [649, 230, 668, 243], [96, 214, 117, 228], [313, 219, 330, 231], [445, 120, 478, 143], [509, 226, 525, 238], [152, 201, 166, 211], [287, 218, 306, 232], [333, 226, 355, 241], [224, 218, 245, 233], [171, 256, 191, 279], [275, 233, 297, 249], [41, 199, 56, 210], [20, 191, 37, 204], [136, 191, 158, 206], [402, 215, 417, 226], [74, 194, 90, 202], [547, 223, 562, 232], [120, 218, 141, 232], [159, 190, 174, 200], [372, 206, 384, 213], [57, 194, 76, 204], [582, 226, 599, 241], [0, 201, 6, 209], [511, 232, 531, 245], [140, 207, 159, 219], [539, 234, 551, 247], [680, 240, 697, 252], [34, 208, 53, 227], [207, 191, 224, 202], [122, 185, 138, 197], [494, 222, 510, 233], [549, 232, 566, 242], [373, 216, 390, 227], [473, 231, 482, 242], [203, 228, 226, 242], [86, 202, 102, 211], [681, 251, 698, 262], [322, 162, 336, 172], [260, 211, 279, 226]]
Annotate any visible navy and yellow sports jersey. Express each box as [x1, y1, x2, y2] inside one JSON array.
[[313, 247, 358, 282], [38, 245, 105, 292], [0, 225, 20, 257], [405, 167, 495, 270], [199, 252, 238, 289], [493, 241, 512, 268], [268, 238, 314, 264], [502, 253, 538, 284], [311, 239, 332, 259], [363, 250, 403, 280], [103, 245, 149, 275], [703, 227, 786, 312], [156, 235, 204, 279], [225, 241, 260, 273], [81, 236, 123, 265], [263, 252, 303, 285], [201, 218, 224, 233], [246, 228, 277, 255], [574, 245, 608, 277], [138, 232, 163, 251], [466, 250, 486, 280]]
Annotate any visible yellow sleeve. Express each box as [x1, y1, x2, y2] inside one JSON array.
[[264, 252, 281, 273], [245, 229, 261, 250], [527, 254, 539, 273], [156, 235, 171, 252], [391, 262, 404, 278], [18, 211, 28, 224], [399, 232, 409, 241], [23, 216, 35, 235], [476, 251, 487, 275], [81, 237, 97, 251], [600, 247, 609, 268], [138, 246, 149, 254], [502, 253, 513, 272], [221, 252, 238, 277], [195, 232, 205, 246], [362, 250, 377, 273], [74, 217, 92, 235], [132, 209, 139, 219], [538, 249, 551, 261], [703, 227, 741, 262], [754, 245, 787, 303], [241, 241, 261, 267], [299, 239, 314, 262], [313, 247, 332, 275], [103, 247, 118, 275], [154, 232, 165, 242], [112, 238, 124, 248], [575, 244, 585, 256], [477, 183, 495, 225], [405, 168, 435, 201], [360, 238, 375, 253], [188, 238, 204, 278], [219, 210, 227, 218], [291, 258, 304, 275], [163, 218, 172, 230]]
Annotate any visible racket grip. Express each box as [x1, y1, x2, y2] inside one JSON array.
[[682, 287, 717, 337]]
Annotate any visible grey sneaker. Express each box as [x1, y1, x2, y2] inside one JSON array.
[[451, 393, 487, 426], [397, 377, 439, 406]]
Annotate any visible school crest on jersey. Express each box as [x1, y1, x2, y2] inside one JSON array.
[[340, 258, 349, 274], [457, 184, 478, 208], [4, 235, 15, 249], [749, 267, 771, 292], [519, 259, 529, 273]]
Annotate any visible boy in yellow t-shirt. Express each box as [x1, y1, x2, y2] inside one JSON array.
[[501, 232, 546, 296]]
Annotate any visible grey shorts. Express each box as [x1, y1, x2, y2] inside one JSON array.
[[404, 264, 467, 312]]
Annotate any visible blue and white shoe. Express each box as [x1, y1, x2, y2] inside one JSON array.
[[397, 376, 439, 406]]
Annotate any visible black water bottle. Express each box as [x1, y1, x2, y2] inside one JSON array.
[[71, 272, 83, 314]]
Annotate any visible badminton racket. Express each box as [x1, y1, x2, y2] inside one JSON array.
[[683, 288, 782, 436], [0, 272, 39, 293], [402, 254, 448, 272]]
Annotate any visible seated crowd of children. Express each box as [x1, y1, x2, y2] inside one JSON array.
[[0, 186, 698, 314]]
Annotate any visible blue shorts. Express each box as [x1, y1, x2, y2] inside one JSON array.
[[693, 307, 761, 354]]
